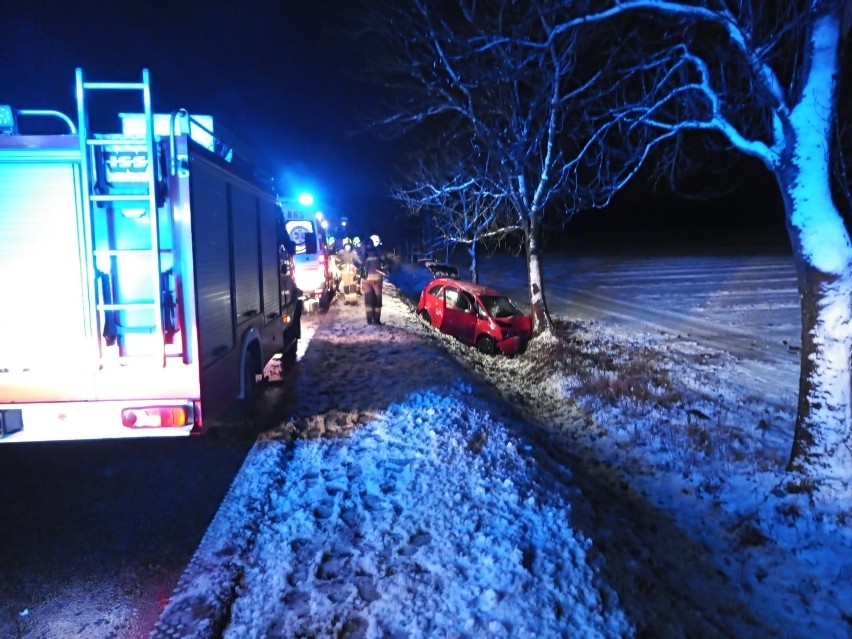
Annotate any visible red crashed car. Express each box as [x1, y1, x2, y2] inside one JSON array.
[[416, 277, 533, 356]]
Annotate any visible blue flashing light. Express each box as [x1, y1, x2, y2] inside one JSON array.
[[297, 193, 314, 206], [0, 105, 18, 134]]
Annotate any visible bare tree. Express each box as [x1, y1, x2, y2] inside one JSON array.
[[367, 0, 593, 331], [366, 0, 852, 483], [534, 0, 852, 486], [393, 141, 521, 281]]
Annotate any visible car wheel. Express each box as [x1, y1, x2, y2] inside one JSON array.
[[418, 309, 431, 325], [476, 335, 497, 355]]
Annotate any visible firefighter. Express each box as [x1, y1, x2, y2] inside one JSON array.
[[355, 235, 387, 325], [335, 240, 359, 297], [336, 240, 358, 268]]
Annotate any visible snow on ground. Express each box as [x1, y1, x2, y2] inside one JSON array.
[[153, 289, 630, 638], [390, 259, 852, 638], [155, 259, 852, 639]]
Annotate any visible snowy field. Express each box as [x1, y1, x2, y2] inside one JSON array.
[[154, 251, 852, 639]]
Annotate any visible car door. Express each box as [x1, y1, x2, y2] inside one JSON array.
[[441, 287, 477, 344], [425, 283, 447, 327]]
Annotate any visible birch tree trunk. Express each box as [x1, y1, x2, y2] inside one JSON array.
[[781, 6, 852, 480], [469, 242, 479, 284], [525, 216, 553, 332]]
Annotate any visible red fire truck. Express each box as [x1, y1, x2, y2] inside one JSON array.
[[0, 69, 301, 442]]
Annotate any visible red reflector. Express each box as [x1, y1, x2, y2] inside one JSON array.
[[121, 405, 191, 428]]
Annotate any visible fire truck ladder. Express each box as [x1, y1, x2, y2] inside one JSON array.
[[76, 68, 167, 365]]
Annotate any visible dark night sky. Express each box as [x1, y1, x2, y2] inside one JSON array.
[[0, 0, 397, 237], [1, 1, 790, 254]]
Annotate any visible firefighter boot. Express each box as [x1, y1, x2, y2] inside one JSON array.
[[373, 308, 382, 325], [366, 309, 373, 325]]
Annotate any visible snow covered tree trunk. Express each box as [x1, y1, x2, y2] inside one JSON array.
[[469, 242, 479, 284], [781, 7, 852, 480], [526, 216, 552, 333]]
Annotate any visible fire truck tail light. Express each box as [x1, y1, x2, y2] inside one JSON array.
[[121, 404, 193, 428]]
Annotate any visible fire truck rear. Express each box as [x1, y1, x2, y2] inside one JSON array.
[[0, 69, 301, 442]]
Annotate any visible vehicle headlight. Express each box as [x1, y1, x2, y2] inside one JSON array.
[[295, 268, 324, 292]]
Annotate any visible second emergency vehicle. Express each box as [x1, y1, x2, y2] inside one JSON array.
[[280, 204, 335, 311]]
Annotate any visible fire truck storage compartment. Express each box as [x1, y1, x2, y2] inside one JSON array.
[[189, 159, 235, 369], [260, 199, 281, 324], [0, 156, 92, 380], [187, 148, 281, 372]]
